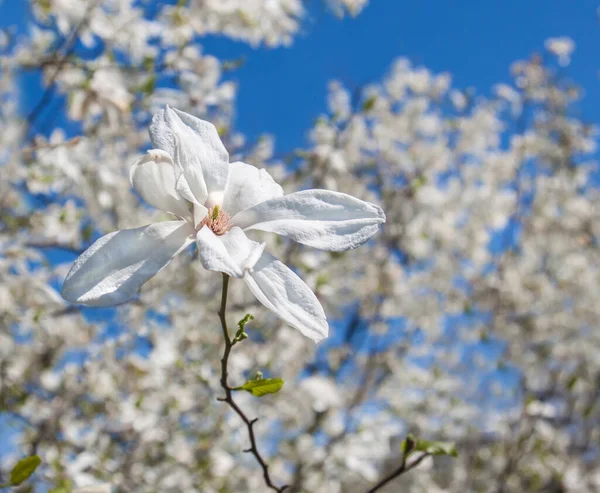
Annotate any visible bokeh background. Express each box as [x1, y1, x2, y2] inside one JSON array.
[[0, 1, 598, 492]]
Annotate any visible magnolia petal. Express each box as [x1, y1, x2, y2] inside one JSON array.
[[232, 189, 386, 252], [62, 221, 194, 307], [222, 161, 284, 217], [244, 252, 329, 342], [193, 201, 208, 229], [130, 150, 192, 219], [150, 107, 207, 203], [150, 106, 230, 205], [149, 109, 175, 156], [173, 130, 209, 206], [168, 107, 229, 197], [174, 172, 200, 205], [196, 226, 265, 278]]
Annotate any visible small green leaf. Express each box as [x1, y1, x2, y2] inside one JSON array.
[[39, 0, 52, 13], [411, 175, 427, 190], [315, 273, 329, 289], [234, 378, 284, 397], [142, 56, 155, 72], [48, 477, 72, 492], [222, 56, 246, 71], [401, 434, 416, 456], [464, 301, 472, 315], [172, 9, 185, 26], [233, 314, 253, 344], [237, 313, 254, 332], [137, 75, 156, 95], [415, 439, 458, 457], [10, 455, 41, 486], [362, 95, 377, 111], [233, 331, 248, 343], [82, 224, 94, 242]]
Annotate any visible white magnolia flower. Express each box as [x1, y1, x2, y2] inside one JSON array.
[[61, 106, 385, 341]]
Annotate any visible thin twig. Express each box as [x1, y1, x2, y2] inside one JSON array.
[[365, 452, 431, 493], [25, 0, 99, 135], [24, 241, 84, 254], [216, 274, 288, 493]]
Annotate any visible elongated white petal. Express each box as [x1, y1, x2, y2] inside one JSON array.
[[175, 172, 201, 205], [62, 221, 194, 307], [196, 226, 265, 278], [130, 150, 191, 218], [244, 252, 328, 342], [172, 129, 209, 205], [149, 107, 230, 205], [172, 107, 229, 196], [222, 161, 283, 217], [149, 109, 176, 156], [232, 189, 386, 251], [150, 107, 207, 203]]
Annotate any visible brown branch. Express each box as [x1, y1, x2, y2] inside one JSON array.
[[216, 274, 288, 493], [24, 240, 84, 255], [365, 452, 431, 493]]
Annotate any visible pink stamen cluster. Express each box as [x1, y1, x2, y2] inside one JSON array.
[[201, 206, 231, 236]]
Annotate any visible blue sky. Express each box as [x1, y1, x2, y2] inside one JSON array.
[[2, 0, 600, 152], [203, 0, 600, 150]]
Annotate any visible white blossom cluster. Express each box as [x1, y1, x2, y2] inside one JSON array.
[[326, 0, 369, 17], [1, 1, 598, 492]]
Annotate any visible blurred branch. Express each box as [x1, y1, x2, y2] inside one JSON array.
[[24, 241, 85, 255], [25, 1, 99, 137], [19, 58, 167, 75], [365, 452, 431, 493]]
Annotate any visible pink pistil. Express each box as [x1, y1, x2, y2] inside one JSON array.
[[200, 206, 231, 236]]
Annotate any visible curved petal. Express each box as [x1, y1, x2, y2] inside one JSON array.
[[149, 108, 175, 156], [193, 202, 208, 229], [222, 161, 283, 217], [231, 190, 386, 252], [175, 172, 201, 205], [130, 150, 192, 219], [173, 130, 208, 205], [171, 107, 229, 198], [196, 226, 265, 278], [61, 221, 194, 307], [149, 106, 230, 206], [244, 252, 328, 342]]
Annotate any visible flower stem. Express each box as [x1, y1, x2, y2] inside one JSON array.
[[217, 274, 288, 492]]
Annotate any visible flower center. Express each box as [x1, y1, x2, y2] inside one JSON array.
[[201, 205, 231, 236]]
